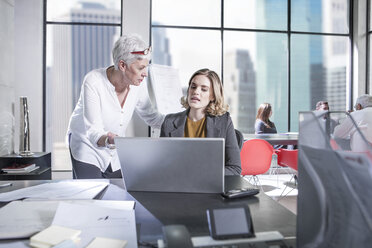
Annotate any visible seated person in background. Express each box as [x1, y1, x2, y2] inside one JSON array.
[[315, 100, 337, 134], [255, 103, 277, 134], [160, 68, 241, 175], [315, 100, 330, 111], [334, 94, 372, 152]]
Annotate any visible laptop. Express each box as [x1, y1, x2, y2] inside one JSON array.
[[115, 137, 225, 193]]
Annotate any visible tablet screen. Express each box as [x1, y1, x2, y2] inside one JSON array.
[[213, 208, 250, 235]]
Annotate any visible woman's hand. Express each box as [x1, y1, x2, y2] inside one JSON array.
[[106, 132, 118, 144], [97, 132, 118, 148]]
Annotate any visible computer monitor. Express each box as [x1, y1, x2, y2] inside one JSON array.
[[297, 111, 372, 247]]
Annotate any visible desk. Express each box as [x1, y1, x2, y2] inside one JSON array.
[[243, 133, 298, 146], [0, 176, 296, 246]]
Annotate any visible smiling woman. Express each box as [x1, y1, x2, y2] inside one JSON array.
[[66, 34, 164, 179], [160, 69, 241, 175]]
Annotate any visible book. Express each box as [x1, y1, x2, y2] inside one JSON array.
[[3, 166, 39, 174], [30, 225, 81, 248], [2, 163, 37, 173]]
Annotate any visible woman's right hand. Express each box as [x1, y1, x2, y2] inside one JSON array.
[[106, 132, 118, 144]]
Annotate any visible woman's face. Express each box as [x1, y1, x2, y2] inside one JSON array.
[[188, 75, 215, 111], [122, 59, 149, 86]]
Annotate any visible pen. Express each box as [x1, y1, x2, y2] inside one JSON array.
[[0, 183, 12, 188]]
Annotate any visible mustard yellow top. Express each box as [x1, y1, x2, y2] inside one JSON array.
[[184, 116, 207, 138]]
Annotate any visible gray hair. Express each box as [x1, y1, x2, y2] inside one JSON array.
[[355, 94, 372, 108], [112, 34, 151, 70]]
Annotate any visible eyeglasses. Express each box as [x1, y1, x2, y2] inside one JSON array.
[[131, 46, 152, 55]]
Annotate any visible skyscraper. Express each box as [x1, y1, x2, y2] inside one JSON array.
[[51, 2, 120, 143], [224, 50, 256, 133]]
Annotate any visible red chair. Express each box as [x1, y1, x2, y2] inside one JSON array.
[[276, 148, 298, 199], [276, 148, 298, 171], [240, 139, 275, 188]]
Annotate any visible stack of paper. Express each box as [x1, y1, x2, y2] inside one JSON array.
[[2, 163, 39, 174], [86, 237, 127, 248], [30, 225, 81, 248]]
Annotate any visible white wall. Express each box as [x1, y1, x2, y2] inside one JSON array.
[[14, 0, 44, 152], [0, 0, 15, 156]]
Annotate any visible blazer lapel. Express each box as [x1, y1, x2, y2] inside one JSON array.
[[170, 110, 188, 137], [206, 115, 221, 137]]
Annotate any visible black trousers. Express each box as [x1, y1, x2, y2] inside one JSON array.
[[69, 135, 122, 179], [69, 152, 122, 179]]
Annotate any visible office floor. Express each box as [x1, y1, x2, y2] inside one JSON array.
[[51, 168, 298, 215], [245, 173, 298, 215]]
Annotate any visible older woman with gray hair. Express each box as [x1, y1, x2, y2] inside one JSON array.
[[334, 94, 372, 152], [67, 34, 164, 179]]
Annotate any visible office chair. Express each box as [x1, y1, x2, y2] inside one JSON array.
[[240, 139, 274, 189], [276, 148, 298, 199], [235, 129, 244, 150]]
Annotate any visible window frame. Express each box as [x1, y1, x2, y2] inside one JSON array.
[[150, 0, 353, 132], [42, 0, 123, 150]]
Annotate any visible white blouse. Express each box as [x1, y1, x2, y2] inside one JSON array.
[[334, 107, 372, 152], [67, 68, 164, 172]]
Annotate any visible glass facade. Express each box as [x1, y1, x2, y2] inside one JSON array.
[[46, 0, 121, 170], [152, 0, 351, 132]]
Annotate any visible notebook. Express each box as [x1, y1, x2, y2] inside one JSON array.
[[115, 137, 225, 193]]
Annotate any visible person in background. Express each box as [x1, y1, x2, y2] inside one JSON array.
[[255, 103, 277, 134], [315, 101, 330, 111], [67, 34, 164, 179], [334, 94, 372, 152], [315, 100, 337, 134], [160, 68, 241, 175]]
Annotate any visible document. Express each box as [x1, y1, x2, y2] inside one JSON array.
[[0, 200, 135, 239], [0, 180, 109, 202], [149, 64, 184, 115], [52, 202, 137, 248]]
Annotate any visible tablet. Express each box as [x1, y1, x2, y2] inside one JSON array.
[[206, 205, 255, 240]]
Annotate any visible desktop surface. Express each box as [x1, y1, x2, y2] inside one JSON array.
[[243, 133, 298, 146], [0, 176, 296, 247]]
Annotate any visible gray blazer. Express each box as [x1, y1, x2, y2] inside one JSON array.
[[160, 110, 242, 175]]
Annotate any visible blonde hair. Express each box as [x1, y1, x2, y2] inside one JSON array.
[[256, 103, 274, 128], [181, 69, 228, 116]]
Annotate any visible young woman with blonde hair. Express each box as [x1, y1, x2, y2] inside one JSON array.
[[160, 68, 241, 175]]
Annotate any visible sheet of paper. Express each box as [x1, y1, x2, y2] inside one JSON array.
[[149, 64, 184, 115], [0, 180, 109, 202], [0, 200, 135, 239], [52, 202, 137, 248]]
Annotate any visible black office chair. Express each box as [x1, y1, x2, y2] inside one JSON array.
[[235, 129, 244, 151]]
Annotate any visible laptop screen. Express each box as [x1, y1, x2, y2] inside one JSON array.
[[115, 137, 225, 193]]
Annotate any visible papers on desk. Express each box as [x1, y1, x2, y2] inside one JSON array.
[[0, 180, 109, 202], [0, 200, 135, 240], [52, 202, 136, 248]]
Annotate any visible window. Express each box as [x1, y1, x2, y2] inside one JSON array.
[[45, 0, 121, 171], [151, 0, 351, 133]]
